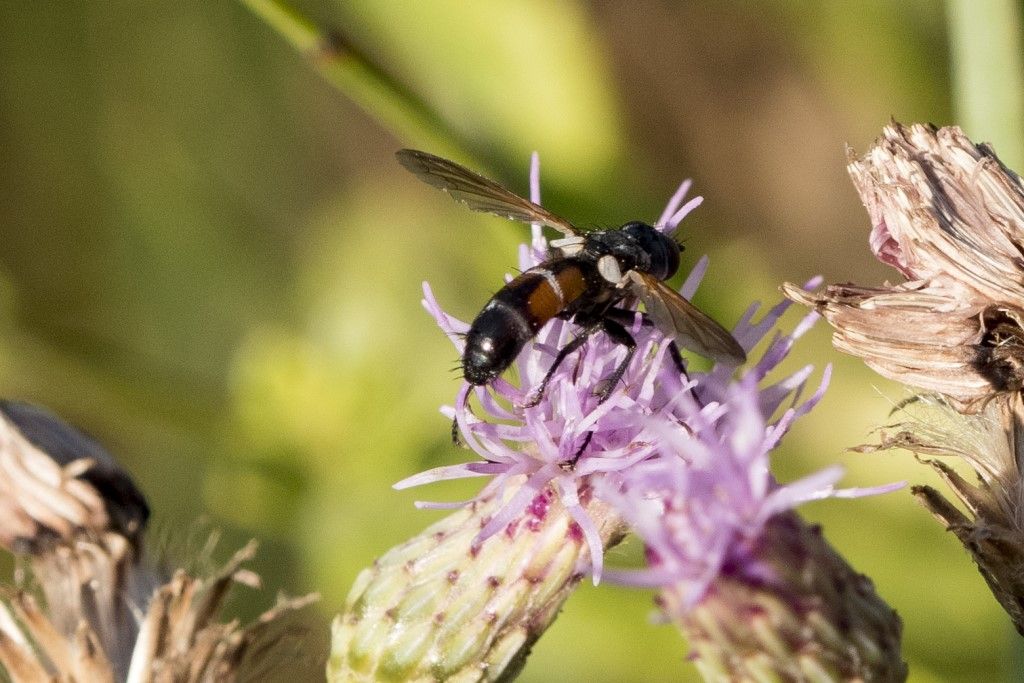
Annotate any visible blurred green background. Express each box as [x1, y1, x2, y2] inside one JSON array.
[[0, 1, 1018, 680]]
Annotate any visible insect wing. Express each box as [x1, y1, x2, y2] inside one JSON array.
[[626, 271, 746, 365], [396, 149, 579, 236]]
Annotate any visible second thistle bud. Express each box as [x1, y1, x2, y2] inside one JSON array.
[[669, 513, 906, 682], [330, 482, 626, 682]]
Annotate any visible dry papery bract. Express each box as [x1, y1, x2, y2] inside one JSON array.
[[785, 122, 1024, 412], [0, 401, 317, 681], [855, 393, 1024, 635]]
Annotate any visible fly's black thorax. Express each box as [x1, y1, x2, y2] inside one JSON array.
[[581, 221, 680, 281]]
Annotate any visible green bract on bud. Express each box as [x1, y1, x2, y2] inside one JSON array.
[[330, 481, 626, 682]]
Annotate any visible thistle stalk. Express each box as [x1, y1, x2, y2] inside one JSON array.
[[238, 0, 477, 163]]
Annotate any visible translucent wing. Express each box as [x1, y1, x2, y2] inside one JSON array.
[[396, 149, 579, 236], [626, 271, 746, 365]]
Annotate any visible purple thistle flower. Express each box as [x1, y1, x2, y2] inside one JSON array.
[[597, 371, 903, 606], [398, 153, 901, 591]]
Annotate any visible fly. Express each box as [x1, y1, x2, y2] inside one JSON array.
[[397, 149, 746, 405]]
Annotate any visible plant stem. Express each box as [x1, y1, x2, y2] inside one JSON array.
[[239, 0, 478, 163], [946, 0, 1024, 168]]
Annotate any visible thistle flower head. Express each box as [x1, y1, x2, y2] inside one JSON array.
[[336, 153, 910, 682], [403, 154, 898, 589], [407, 158, 716, 581]]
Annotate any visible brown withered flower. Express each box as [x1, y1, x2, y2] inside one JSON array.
[[786, 121, 1024, 636], [784, 122, 1024, 411], [0, 400, 316, 681]]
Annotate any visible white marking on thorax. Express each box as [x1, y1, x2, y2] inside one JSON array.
[[549, 236, 584, 249], [597, 254, 623, 284]]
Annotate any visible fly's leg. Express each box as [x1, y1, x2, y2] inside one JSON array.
[[593, 318, 637, 403], [524, 315, 639, 409], [605, 307, 688, 377], [560, 319, 637, 469], [562, 430, 595, 471], [450, 415, 462, 447], [522, 324, 601, 408], [667, 340, 688, 377]]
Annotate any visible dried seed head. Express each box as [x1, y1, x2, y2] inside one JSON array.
[[850, 124, 1024, 301], [855, 393, 1024, 635], [782, 281, 994, 409], [786, 122, 1024, 411], [0, 400, 149, 547], [789, 121, 1024, 637], [0, 402, 316, 680]]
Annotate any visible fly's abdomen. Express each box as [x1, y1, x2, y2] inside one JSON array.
[[462, 260, 590, 385]]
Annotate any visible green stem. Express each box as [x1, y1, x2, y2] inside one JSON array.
[[946, 0, 1024, 168], [239, 0, 478, 163]]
